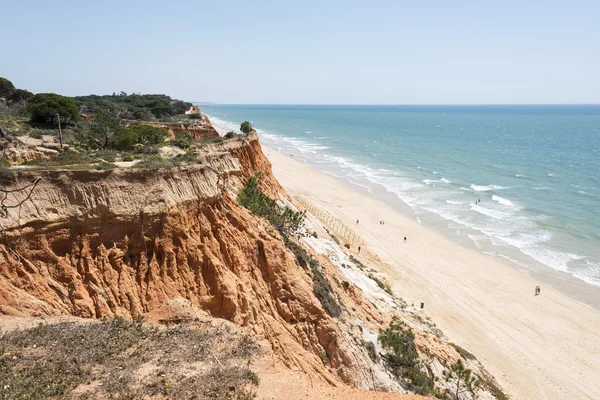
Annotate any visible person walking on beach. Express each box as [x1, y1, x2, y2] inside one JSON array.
[[358, 246, 361, 254], [535, 285, 540, 295], [357, 219, 359, 224], [403, 237, 407, 243]]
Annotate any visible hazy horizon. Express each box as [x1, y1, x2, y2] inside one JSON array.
[[3, 1, 599, 104]]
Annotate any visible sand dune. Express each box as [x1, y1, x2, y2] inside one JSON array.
[[265, 146, 600, 400]]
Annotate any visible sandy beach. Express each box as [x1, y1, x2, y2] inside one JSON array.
[[264, 145, 600, 400]]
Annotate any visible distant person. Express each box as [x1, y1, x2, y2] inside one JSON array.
[[404, 237, 407, 243], [356, 219, 359, 224], [358, 246, 361, 254], [383, 220, 385, 225]]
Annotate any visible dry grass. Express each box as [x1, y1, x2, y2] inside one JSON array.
[[0, 317, 260, 399]]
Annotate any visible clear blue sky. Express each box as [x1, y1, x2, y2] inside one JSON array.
[[2, 0, 599, 104]]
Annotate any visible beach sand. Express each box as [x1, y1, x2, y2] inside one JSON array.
[[264, 146, 600, 400]]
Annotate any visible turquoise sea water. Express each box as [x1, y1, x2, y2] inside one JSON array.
[[204, 105, 600, 288]]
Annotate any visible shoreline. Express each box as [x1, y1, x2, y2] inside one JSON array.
[[206, 113, 600, 307], [294, 153, 600, 312], [260, 143, 600, 399]]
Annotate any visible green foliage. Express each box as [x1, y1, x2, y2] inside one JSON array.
[[73, 93, 192, 120], [368, 273, 393, 296], [0, 318, 260, 400], [0, 156, 10, 167], [89, 109, 124, 149], [188, 113, 202, 119], [237, 176, 341, 318], [128, 124, 168, 146], [225, 131, 237, 139], [9, 88, 33, 103], [443, 359, 481, 400], [237, 176, 305, 238], [450, 343, 477, 361], [111, 125, 168, 151], [379, 317, 437, 396], [171, 132, 191, 149], [95, 161, 118, 170], [24, 152, 93, 167], [240, 121, 253, 134], [311, 261, 342, 317], [27, 93, 79, 123], [0, 77, 16, 98], [133, 155, 176, 169], [111, 128, 139, 151]]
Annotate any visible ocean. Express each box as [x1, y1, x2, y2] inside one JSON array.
[[203, 105, 600, 290]]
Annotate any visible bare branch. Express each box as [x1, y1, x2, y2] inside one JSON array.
[[0, 177, 41, 218]]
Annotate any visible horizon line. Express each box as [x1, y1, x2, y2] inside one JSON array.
[[195, 103, 600, 107]]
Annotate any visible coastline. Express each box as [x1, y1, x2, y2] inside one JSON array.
[[260, 143, 600, 399]]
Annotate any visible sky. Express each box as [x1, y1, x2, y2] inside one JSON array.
[[2, 0, 599, 104]]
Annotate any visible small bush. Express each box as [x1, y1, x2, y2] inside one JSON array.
[[379, 317, 437, 396], [122, 155, 134, 162], [188, 113, 202, 119], [94, 149, 117, 162], [225, 131, 237, 139], [24, 152, 93, 167], [200, 136, 225, 144], [240, 121, 253, 134], [0, 156, 10, 167], [95, 161, 118, 170], [368, 273, 393, 296], [364, 340, 378, 362], [171, 132, 191, 149], [450, 343, 477, 360], [133, 155, 175, 169]]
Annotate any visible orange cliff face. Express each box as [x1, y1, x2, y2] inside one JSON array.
[[0, 134, 398, 389]]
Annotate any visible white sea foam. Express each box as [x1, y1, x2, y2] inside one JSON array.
[[423, 178, 452, 185], [470, 184, 506, 192], [492, 195, 521, 210]]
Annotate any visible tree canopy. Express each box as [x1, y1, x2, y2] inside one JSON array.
[[240, 121, 253, 134], [73, 93, 192, 121], [26, 93, 79, 123], [0, 78, 16, 99]]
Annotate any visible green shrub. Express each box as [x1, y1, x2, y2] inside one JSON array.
[[240, 121, 252, 134], [171, 132, 191, 149], [368, 273, 393, 296], [379, 317, 437, 396], [0, 156, 10, 167], [311, 263, 342, 317], [133, 155, 175, 169], [24, 152, 93, 167], [111, 125, 168, 151], [237, 176, 305, 238], [450, 343, 477, 360], [122, 155, 134, 162], [27, 93, 79, 123], [238, 175, 341, 318], [94, 149, 117, 162], [225, 131, 237, 139], [188, 113, 202, 119]]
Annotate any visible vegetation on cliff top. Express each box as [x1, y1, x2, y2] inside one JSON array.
[[74, 92, 192, 120], [0, 318, 260, 399]]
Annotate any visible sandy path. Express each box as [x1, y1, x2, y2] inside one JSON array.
[[265, 146, 600, 400]]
